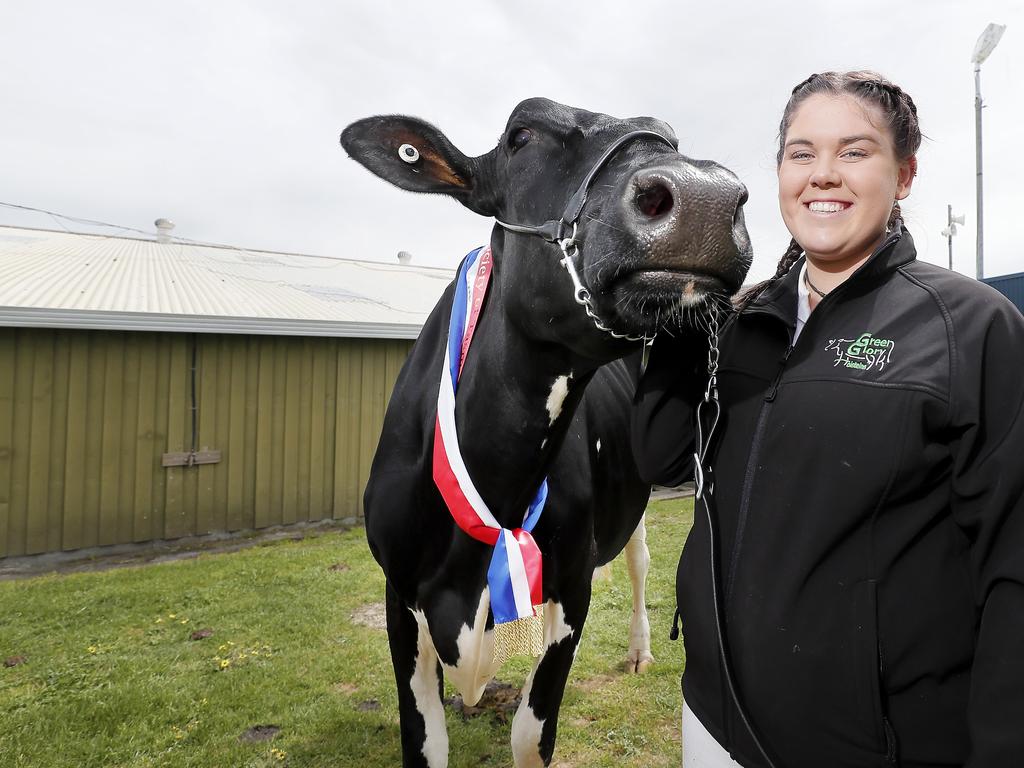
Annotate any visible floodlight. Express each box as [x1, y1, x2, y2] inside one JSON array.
[[972, 23, 1006, 65]]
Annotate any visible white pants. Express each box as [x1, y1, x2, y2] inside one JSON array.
[[682, 701, 742, 767]]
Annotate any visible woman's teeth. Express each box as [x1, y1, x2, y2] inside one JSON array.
[[808, 201, 849, 213]]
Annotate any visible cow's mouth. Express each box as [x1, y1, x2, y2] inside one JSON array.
[[595, 265, 734, 335], [610, 266, 730, 301]]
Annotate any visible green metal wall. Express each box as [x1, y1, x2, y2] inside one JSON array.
[[0, 328, 413, 558]]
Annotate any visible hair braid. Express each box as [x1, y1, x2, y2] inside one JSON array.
[[775, 70, 922, 165], [735, 238, 803, 313], [888, 201, 903, 233]]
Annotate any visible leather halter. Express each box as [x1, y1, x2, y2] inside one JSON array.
[[493, 130, 676, 342], [495, 129, 675, 244]]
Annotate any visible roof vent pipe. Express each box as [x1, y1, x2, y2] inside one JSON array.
[[397, 250, 412, 265], [155, 218, 175, 243]]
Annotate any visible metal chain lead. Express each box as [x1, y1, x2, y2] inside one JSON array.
[[694, 302, 722, 500], [693, 298, 779, 768], [557, 225, 649, 343], [705, 302, 720, 401]]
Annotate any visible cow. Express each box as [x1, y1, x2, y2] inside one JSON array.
[[340, 97, 751, 768]]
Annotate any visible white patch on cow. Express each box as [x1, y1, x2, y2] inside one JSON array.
[[543, 600, 574, 647], [676, 289, 706, 309], [511, 664, 546, 767], [410, 614, 449, 767], [545, 374, 572, 426], [511, 600, 577, 767], [418, 588, 502, 708], [595, 438, 601, 454], [623, 515, 655, 673]]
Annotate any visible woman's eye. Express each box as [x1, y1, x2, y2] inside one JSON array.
[[790, 151, 813, 161], [842, 149, 868, 159], [510, 128, 533, 152]]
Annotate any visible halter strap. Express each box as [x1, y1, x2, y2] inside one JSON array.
[[495, 129, 676, 243]]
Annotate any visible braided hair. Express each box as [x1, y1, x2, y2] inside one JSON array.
[[737, 71, 922, 313]]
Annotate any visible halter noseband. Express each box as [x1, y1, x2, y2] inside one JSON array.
[[494, 130, 676, 343]]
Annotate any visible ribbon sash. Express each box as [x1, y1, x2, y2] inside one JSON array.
[[432, 246, 546, 623]]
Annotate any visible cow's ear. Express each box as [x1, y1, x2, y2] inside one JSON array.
[[340, 116, 495, 216]]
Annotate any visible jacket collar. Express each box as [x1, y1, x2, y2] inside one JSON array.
[[743, 225, 917, 325]]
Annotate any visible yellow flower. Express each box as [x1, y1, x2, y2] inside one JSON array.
[[87, 646, 98, 654], [218, 644, 228, 652], [155, 618, 163, 624], [271, 748, 287, 761], [219, 659, 231, 669], [168, 613, 176, 619], [180, 619, 189, 625]]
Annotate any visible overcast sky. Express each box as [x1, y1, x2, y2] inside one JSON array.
[[2, 1, 1021, 282]]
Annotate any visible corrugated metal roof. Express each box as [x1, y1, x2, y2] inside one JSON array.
[[0, 225, 456, 338]]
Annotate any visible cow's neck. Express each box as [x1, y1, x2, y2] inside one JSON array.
[[448, 246, 596, 528]]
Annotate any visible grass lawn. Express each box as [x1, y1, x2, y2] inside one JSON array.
[[0, 498, 693, 768]]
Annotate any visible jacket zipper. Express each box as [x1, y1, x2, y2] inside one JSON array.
[[724, 344, 792, 603], [878, 640, 899, 765]]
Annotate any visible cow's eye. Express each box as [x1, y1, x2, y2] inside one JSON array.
[[510, 128, 533, 152]]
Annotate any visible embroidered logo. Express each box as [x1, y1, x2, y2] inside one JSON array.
[[825, 333, 895, 371]]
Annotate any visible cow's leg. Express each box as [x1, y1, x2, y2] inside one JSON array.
[[624, 514, 654, 673], [385, 583, 448, 768], [510, 597, 587, 767]]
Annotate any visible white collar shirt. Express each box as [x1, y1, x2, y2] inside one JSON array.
[[794, 260, 812, 345]]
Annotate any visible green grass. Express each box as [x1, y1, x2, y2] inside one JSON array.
[[0, 499, 693, 768]]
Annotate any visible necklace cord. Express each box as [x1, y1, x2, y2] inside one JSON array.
[[804, 269, 829, 299]]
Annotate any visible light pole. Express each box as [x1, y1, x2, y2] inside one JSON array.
[[941, 205, 965, 271], [971, 22, 1006, 279]]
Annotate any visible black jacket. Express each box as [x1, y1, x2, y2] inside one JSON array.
[[632, 229, 1024, 768]]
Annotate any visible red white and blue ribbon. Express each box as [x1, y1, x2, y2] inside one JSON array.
[[432, 246, 547, 624]]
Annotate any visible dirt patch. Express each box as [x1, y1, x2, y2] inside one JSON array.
[[328, 563, 351, 572], [445, 680, 521, 723], [4, 655, 27, 668], [189, 628, 214, 641], [356, 699, 381, 712], [238, 725, 280, 743], [573, 673, 617, 693], [350, 603, 387, 630], [332, 682, 359, 695]]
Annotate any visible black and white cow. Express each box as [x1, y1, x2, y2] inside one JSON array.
[[341, 98, 750, 767]]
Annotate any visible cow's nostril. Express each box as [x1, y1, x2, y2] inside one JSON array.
[[635, 181, 674, 219]]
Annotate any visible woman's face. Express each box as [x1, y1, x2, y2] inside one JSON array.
[[777, 93, 915, 272]]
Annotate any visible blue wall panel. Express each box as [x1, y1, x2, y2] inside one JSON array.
[[982, 273, 1024, 317]]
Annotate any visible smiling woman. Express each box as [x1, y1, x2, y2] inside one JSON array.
[[634, 70, 1024, 768], [778, 94, 916, 285], [775, 75, 919, 304]]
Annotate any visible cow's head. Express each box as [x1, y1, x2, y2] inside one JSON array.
[[341, 98, 751, 359]]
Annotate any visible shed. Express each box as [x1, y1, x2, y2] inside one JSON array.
[[982, 271, 1024, 317], [0, 225, 454, 558]]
